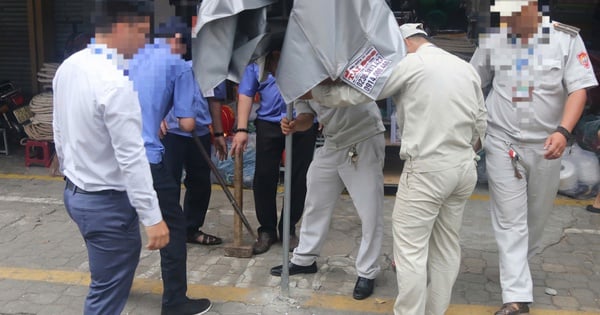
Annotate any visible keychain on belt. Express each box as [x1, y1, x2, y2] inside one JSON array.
[[508, 148, 523, 179], [348, 145, 358, 168]]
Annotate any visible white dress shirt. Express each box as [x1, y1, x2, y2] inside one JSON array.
[[52, 44, 162, 227]]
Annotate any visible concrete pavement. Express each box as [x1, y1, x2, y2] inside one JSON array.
[[0, 145, 599, 314]]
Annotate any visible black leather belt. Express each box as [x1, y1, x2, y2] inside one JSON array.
[[65, 178, 124, 195]]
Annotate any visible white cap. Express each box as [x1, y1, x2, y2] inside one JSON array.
[[490, 0, 531, 17], [399, 23, 428, 39]]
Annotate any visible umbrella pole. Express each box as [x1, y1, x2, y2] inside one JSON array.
[[191, 131, 256, 240], [281, 102, 293, 296]]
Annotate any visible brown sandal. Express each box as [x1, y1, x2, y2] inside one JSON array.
[[187, 231, 222, 245], [494, 302, 530, 315]]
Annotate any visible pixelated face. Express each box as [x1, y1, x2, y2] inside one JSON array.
[[167, 33, 187, 56], [113, 15, 150, 58], [490, 1, 544, 36]]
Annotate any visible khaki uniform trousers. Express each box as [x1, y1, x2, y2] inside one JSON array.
[[485, 135, 561, 303], [292, 134, 385, 279], [393, 160, 477, 315]]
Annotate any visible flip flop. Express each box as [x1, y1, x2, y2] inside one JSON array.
[[586, 205, 600, 214], [187, 231, 223, 245]]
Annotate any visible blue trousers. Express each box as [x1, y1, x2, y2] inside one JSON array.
[[64, 183, 141, 315], [150, 161, 189, 306]]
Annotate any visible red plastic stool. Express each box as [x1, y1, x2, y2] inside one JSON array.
[[25, 140, 53, 167]]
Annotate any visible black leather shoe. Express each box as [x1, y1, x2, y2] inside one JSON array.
[[270, 261, 318, 276], [352, 276, 375, 300], [161, 297, 212, 315], [252, 231, 277, 255]]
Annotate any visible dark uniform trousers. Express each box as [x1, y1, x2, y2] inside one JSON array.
[[162, 132, 212, 239], [149, 161, 188, 307], [253, 119, 317, 238]]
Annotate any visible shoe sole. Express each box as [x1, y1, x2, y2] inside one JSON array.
[[194, 301, 212, 315]]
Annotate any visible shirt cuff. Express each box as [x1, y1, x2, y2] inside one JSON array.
[[137, 201, 163, 227]]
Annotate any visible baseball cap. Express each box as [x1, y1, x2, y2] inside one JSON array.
[[399, 23, 428, 39]]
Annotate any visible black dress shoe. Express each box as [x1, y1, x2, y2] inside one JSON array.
[[352, 276, 375, 300], [270, 261, 318, 276], [252, 231, 277, 255]]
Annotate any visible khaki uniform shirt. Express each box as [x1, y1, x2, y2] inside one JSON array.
[[313, 43, 487, 173], [294, 100, 385, 150], [470, 20, 599, 144]]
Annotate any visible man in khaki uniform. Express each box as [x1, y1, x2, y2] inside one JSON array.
[[470, 1, 598, 314], [270, 99, 385, 300], [310, 23, 487, 315]]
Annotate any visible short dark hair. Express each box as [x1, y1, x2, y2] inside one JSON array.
[[92, 0, 153, 29]]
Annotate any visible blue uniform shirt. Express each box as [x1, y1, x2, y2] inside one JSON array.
[[164, 61, 217, 137], [238, 63, 288, 123], [129, 39, 197, 163]]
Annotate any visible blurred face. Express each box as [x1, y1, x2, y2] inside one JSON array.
[[167, 33, 187, 56], [112, 16, 150, 58]]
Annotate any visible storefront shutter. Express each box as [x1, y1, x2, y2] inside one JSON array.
[[0, 0, 33, 96]]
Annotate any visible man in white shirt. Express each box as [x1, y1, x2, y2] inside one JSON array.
[[310, 23, 486, 315], [52, 1, 169, 314]]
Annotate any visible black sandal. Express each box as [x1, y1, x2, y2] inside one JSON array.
[[187, 231, 222, 245]]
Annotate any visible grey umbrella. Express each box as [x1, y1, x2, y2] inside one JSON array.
[[277, 0, 406, 103], [191, 0, 276, 96]]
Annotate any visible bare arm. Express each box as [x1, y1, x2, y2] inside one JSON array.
[[544, 89, 587, 159], [229, 94, 253, 156], [209, 98, 227, 160]]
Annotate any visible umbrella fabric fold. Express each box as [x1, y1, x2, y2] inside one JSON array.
[[192, 0, 276, 96], [277, 0, 406, 103]]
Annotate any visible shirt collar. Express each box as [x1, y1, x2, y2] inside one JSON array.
[[88, 38, 130, 74]]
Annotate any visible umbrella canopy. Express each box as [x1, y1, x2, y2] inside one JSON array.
[[277, 0, 406, 103], [191, 0, 277, 96], [192, 0, 405, 102]]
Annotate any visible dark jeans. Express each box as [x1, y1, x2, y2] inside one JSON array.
[[253, 119, 317, 238], [63, 182, 140, 315], [150, 161, 188, 307], [162, 132, 212, 238]]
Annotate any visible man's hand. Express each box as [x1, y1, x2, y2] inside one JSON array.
[[544, 132, 567, 160], [144, 220, 169, 250], [159, 120, 168, 139], [229, 132, 249, 157], [281, 117, 297, 135], [213, 136, 227, 161]]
